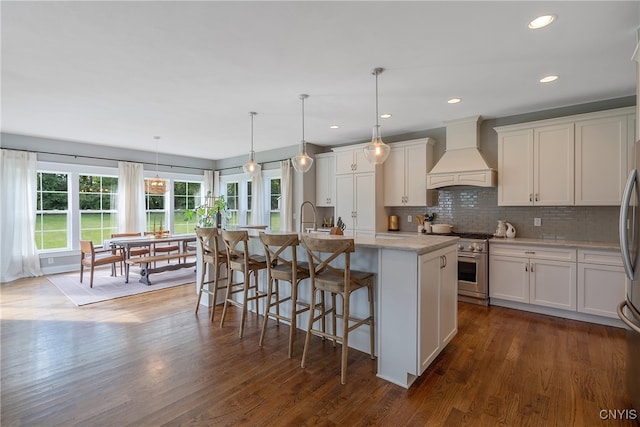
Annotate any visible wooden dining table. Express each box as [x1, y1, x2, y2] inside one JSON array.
[[105, 233, 196, 283]]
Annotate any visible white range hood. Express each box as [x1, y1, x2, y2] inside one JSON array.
[[427, 115, 496, 189]]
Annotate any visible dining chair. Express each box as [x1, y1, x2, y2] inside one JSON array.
[[144, 230, 180, 265], [258, 232, 311, 358], [219, 230, 268, 338], [194, 227, 229, 322], [79, 240, 124, 288], [300, 235, 375, 384]]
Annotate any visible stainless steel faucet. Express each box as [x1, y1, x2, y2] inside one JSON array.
[[299, 201, 317, 233]]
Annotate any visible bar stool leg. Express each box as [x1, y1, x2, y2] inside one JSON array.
[[341, 293, 350, 385], [259, 272, 274, 347], [239, 268, 250, 338], [195, 258, 208, 314], [220, 266, 233, 328], [210, 262, 222, 323], [301, 283, 318, 369]]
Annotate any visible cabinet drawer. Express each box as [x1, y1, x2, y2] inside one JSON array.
[[577, 249, 623, 266], [490, 243, 576, 262]]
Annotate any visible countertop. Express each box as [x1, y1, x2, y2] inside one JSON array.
[[488, 237, 620, 251]]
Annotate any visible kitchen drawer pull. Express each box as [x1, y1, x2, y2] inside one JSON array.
[[524, 251, 536, 255], [535, 193, 539, 202], [530, 263, 534, 272], [529, 193, 533, 202], [525, 264, 528, 272]]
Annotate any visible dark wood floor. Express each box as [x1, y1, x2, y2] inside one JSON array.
[[1, 274, 637, 426]]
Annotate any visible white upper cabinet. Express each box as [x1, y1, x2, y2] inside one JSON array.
[[315, 153, 335, 207], [575, 113, 632, 205], [334, 145, 376, 175], [496, 106, 635, 206], [383, 138, 435, 206]]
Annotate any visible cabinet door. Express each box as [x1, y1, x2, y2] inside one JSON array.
[[383, 147, 405, 206], [489, 255, 529, 302], [335, 174, 354, 232], [498, 129, 534, 206], [335, 150, 354, 175], [405, 143, 428, 206], [354, 147, 376, 173], [578, 263, 627, 318], [439, 248, 458, 348], [575, 115, 628, 205], [353, 172, 376, 232], [315, 155, 335, 207], [534, 123, 574, 205], [419, 252, 440, 374], [529, 259, 576, 310]]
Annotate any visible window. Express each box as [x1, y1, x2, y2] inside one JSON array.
[[35, 172, 69, 250], [174, 180, 202, 234], [145, 182, 167, 233], [225, 181, 239, 226], [269, 177, 281, 231], [219, 170, 281, 230], [79, 174, 118, 244]]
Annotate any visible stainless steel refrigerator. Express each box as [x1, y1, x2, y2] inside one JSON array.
[[618, 139, 640, 411]]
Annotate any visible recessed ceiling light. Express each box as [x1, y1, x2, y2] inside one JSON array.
[[447, 98, 462, 104], [380, 113, 392, 119], [329, 125, 339, 129], [528, 15, 556, 29], [540, 75, 558, 83]]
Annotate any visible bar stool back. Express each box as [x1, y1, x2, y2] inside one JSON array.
[[258, 232, 310, 358], [220, 230, 268, 338], [300, 235, 375, 384], [194, 227, 228, 322]]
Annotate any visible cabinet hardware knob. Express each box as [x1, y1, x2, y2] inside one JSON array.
[[529, 193, 533, 202], [525, 264, 528, 272], [530, 263, 534, 272], [535, 193, 539, 202]]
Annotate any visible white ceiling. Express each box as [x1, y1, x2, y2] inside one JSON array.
[[1, 1, 638, 161]]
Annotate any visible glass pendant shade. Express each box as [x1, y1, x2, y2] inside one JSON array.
[[243, 112, 261, 177], [291, 94, 314, 173], [243, 152, 261, 177], [364, 67, 391, 165], [363, 125, 390, 165], [292, 144, 313, 173]]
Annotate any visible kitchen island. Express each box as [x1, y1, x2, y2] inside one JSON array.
[[196, 232, 459, 388]]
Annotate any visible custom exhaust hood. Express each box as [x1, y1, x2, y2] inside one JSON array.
[[427, 115, 496, 189]]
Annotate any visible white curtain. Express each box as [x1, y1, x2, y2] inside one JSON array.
[[117, 162, 145, 233], [0, 149, 43, 282], [203, 170, 214, 203], [251, 172, 266, 226], [280, 160, 293, 232]]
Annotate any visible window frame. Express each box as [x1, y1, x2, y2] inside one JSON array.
[[219, 169, 281, 229]]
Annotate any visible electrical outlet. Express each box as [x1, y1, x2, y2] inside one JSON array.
[[47, 257, 54, 265], [407, 215, 412, 223], [534, 218, 541, 227]]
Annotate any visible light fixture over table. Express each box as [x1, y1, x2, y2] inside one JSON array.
[[291, 94, 314, 173], [363, 67, 391, 165], [145, 136, 168, 194], [243, 111, 261, 177]]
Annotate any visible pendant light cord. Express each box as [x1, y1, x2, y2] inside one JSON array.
[[300, 94, 309, 153], [249, 111, 256, 161]]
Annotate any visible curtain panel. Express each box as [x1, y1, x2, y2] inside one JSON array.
[[0, 149, 43, 282], [117, 162, 146, 233], [280, 160, 292, 232]]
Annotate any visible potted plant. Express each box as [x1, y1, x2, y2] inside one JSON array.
[[184, 192, 226, 228]]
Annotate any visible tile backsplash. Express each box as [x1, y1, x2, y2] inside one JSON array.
[[388, 186, 620, 243]]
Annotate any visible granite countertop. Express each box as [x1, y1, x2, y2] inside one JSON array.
[[354, 234, 459, 255]]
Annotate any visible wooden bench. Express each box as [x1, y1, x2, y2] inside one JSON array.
[[125, 253, 196, 285]]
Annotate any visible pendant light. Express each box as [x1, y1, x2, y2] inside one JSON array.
[[363, 67, 390, 165], [145, 136, 168, 194], [291, 94, 314, 173], [243, 111, 261, 177]]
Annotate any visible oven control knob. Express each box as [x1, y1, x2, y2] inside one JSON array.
[[467, 244, 474, 251], [457, 244, 464, 250], [475, 246, 483, 252]]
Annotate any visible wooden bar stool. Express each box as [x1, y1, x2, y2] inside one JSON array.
[[194, 227, 229, 322], [300, 235, 375, 384], [220, 230, 268, 338], [258, 232, 311, 358]]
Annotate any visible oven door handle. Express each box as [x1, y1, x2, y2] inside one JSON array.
[[458, 254, 483, 262]]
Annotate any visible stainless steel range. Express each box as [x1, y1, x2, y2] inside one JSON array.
[[450, 232, 492, 306]]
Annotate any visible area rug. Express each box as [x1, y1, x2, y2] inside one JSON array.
[[48, 265, 196, 306]]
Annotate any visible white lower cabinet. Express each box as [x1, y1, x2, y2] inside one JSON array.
[[490, 244, 576, 310], [419, 246, 457, 373], [577, 249, 628, 318], [377, 244, 458, 388]]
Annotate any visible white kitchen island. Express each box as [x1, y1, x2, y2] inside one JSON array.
[[196, 231, 459, 389]]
